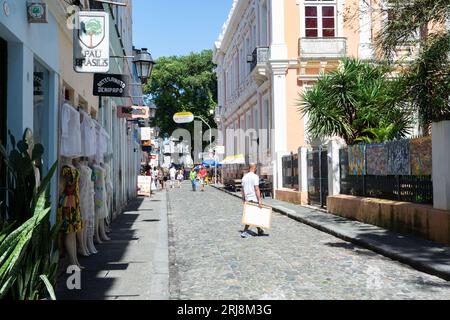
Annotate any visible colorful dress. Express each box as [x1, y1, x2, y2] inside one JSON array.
[[58, 165, 82, 234], [93, 165, 108, 219]]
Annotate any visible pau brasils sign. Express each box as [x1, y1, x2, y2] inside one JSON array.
[[74, 11, 110, 73]]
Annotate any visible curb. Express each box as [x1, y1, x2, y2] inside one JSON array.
[[211, 185, 450, 281]]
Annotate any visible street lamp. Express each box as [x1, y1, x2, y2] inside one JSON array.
[[148, 103, 157, 119], [133, 48, 156, 85]]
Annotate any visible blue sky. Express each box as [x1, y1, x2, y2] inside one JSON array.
[[132, 0, 234, 58]]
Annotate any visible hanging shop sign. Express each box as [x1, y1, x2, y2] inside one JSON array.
[[117, 106, 149, 119], [27, 3, 47, 23], [140, 127, 152, 141], [173, 112, 194, 124], [93, 73, 128, 97], [73, 11, 109, 73]]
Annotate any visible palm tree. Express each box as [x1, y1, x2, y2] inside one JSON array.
[[297, 58, 411, 145]]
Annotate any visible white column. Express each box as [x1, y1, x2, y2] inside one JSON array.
[[359, 0, 374, 60], [298, 147, 308, 193], [269, 0, 288, 59], [432, 121, 450, 210], [271, 64, 288, 155], [327, 139, 345, 196]]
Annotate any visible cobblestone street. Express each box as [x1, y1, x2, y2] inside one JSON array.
[[167, 183, 450, 300]]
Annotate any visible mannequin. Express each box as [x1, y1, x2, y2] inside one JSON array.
[[87, 158, 99, 252], [74, 157, 92, 257], [103, 158, 113, 234], [92, 161, 110, 243], [58, 157, 83, 269]]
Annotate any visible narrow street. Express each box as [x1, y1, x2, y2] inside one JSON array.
[[167, 183, 450, 300]]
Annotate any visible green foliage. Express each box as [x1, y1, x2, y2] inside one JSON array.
[[395, 33, 450, 126], [143, 50, 217, 141], [298, 58, 412, 145], [377, 0, 450, 59], [0, 162, 60, 300], [354, 125, 399, 144], [376, 0, 450, 125]]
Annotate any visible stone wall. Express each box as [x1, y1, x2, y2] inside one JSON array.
[[328, 195, 450, 245]]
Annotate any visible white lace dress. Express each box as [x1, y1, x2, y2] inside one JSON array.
[[60, 103, 82, 158], [80, 112, 97, 158]]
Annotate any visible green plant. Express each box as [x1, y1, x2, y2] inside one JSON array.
[[354, 124, 400, 144], [0, 161, 59, 300], [298, 58, 412, 145]]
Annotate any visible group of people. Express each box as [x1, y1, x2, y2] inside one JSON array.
[[189, 165, 208, 192], [144, 165, 185, 190]]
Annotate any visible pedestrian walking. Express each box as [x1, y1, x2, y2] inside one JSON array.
[[240, 163, 266, 238], [190, 168, 197, 191], [169, 166, 177, 189], [158, 167, 165, 189], [151, 167, 158, 191], [177, 169, 184, 188], [198, 165, 207, 192]]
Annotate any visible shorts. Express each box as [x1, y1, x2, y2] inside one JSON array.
[[200, 179, 206, 185]]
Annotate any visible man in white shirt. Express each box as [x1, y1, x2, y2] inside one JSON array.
[[241, 163, 266, 238], [169, 166, 177, 188]]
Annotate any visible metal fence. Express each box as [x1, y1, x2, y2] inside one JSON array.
[[282, 153, 299, 190], [339, 148, 433, 204], [307, 146, 328, 208]]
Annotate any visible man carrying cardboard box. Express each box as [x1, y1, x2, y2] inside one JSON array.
[[241, 163, 268, 238]]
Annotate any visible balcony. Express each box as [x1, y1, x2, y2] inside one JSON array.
[[299, 38, 347, 60], [248, 47, 269, 85]]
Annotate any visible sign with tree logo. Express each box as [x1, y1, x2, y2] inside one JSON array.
[[73, 11, 109, 73]]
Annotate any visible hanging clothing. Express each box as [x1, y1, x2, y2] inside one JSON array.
[[77, 164, 96, 237], [92, 165, 108, 219], [60, 103, 82, 158], [95, 123, 109, 164], [80, 111, 97, 158], [58, 165, 82, 234]]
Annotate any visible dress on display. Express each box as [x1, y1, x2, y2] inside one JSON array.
[[77, 164, 96, 237], [60, 103, 82, 158], [80, 111, 97, 158], [93, 165, 108, 219], [58, 165, 82, 234], [104, 163, 113, 219], [95, 123, 109, 164]]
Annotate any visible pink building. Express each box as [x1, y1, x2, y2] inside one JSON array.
[[213, 0, 418, 191]]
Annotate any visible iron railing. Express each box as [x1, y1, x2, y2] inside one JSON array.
[[282, 153, 299, 190], [249, 47, 269, 72]]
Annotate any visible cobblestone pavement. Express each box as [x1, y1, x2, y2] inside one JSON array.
[[167, 183, 450, 300]]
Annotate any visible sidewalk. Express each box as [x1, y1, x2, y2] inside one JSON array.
[[56, 191, 169, 300], [212, 184, 450, 281]]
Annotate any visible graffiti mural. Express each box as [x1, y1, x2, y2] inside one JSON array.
[[348, 144, 366, 176], [410, 136, 432, 176], [386, 140, 410, 176], [366, 143, 387, 176]]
